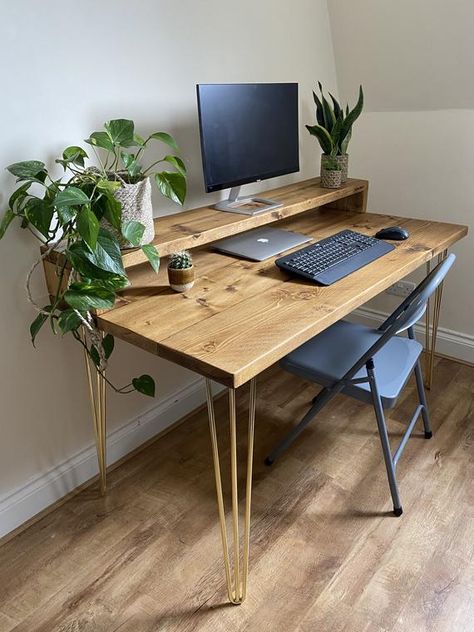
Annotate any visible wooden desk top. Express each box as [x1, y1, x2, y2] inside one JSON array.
[[97, 208, 467, 388]]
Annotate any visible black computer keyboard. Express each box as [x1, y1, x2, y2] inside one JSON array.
[[275, 229, 395, 286]]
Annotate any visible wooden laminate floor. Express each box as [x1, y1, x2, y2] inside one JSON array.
[[0, 357, 473, 632]]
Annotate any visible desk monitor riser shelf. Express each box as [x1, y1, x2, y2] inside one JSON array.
[[42, 177, 468, 604]]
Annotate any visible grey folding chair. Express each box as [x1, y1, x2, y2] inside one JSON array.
[[265, 254, 455, 516]]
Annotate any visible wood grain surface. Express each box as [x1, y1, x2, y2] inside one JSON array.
[[119, 177, 368, 268], [98, 209, 467, 387]]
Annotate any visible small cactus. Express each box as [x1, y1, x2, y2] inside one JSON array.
[[168, 250, 193, 270]]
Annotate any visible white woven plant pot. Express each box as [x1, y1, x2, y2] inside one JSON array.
[[113, 177, 155, 248], [321, 168, 342, 189], [321, 154, 348, 183]]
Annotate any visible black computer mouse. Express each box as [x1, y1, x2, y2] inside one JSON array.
[[375, 226, 409, 241]]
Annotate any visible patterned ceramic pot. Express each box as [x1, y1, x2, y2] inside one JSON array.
[[321, 154, 348, 183], [321, 167, 342, 189], [168, 265, 195, 292], [112, 177, 155, 248]]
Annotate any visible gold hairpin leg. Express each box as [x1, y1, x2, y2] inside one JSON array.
[[424, 250, 448, 389], [205, 378, 256, 605], [83, 328, 107, 495]]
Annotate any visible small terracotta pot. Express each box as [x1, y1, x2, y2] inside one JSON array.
[[168, 265, 195, 292], [321, 154, 348, 183], [321, 168, 342, 189]]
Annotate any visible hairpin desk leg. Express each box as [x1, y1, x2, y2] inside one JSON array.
[[83, 329, 107, 495], [425, 250, 448, 389], [205, 378, 256, 605]]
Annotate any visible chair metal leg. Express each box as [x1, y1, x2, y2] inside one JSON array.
[[265, 386, 335, 465], [83, 328, 107, 496], [205, 378, 256, 605], [413, 359, 432, 439], [425, 250, 448, 389], [366, 361, 403, 516], [408, 327, 432, 439]]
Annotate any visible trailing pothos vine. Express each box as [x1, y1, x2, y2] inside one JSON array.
[[0, 119, 187, 397]]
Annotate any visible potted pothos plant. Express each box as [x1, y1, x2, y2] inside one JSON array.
[[0, 119, 187, 397], [306, 83, 364, 183]]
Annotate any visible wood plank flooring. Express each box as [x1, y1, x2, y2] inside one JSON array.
[[0, 357, 473, 631]]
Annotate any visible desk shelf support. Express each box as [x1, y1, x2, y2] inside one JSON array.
[[205, 378, 256, 605]]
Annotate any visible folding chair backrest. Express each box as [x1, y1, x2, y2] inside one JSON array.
[[379, 254, 456, 334], [343, 254, 456, 381]]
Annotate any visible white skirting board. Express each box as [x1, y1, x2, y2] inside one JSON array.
[[349, 307, 474, 364], [0, 377, 224, 539]]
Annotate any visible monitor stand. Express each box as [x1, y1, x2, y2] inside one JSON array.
[[214, 186, 283, 216]]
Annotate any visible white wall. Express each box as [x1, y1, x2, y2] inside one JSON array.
[[0, 0, 337, 536], [328, 0, 474, 346]]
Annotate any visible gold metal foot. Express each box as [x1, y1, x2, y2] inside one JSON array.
[[205, 378, 256, 605], [83, 328, 107, 495], [424, 250, 448, 389]]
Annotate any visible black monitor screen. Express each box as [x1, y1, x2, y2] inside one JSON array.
[[197, 83, 299, 193]]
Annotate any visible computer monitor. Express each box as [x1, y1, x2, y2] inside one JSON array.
[[196, 83, 299, 215]]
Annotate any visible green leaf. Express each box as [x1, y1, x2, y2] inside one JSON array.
[[94, 228, 126, 274], [141, 244, 160, 273], [340, 85, 364, 148], [330, 112, 344, 148], [30, 310, 49, 347], [0, 209, 15, 239], [305, 124, 333, 155], [77, 206, 99, 250], [340, 127, 352, 155], [154, 171, 186, 205], [90, 345, 100, 367], [57, 146, 88, 169], [312, 91, 325, 127], [64, 282, 116, 311], [90, 274, 130, 291], [67, 245, 112, 280], [69, 228, 125, 276], [54, 186, 90, 209], [120, 152, 141, 177], [25, 198, 54, 237], [102, 334, 114, 359], [132, 374, 155, 397], [162, 155, 186, 175], [6, 160, 45, 180], [329, 93, 342, 119], [98, 193, 122, 230], [96, 179, 121, 194], [150, 132, 179, 150], [9, 182, 31, 212], [122, 220, 145, 246], [321, 94, 336, 130], [133, 133, 146, 146], [104, 119, 135, 147], [58, 309, 84, 334], [67, 244, 128, 286], [57, 206, 77, 224], [85, 131, 114, 152]]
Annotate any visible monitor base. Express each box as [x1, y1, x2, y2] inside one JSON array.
[[214, 197, 283, 215], [214, 186, 283, 215]]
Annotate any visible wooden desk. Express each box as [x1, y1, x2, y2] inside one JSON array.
[[65, 178, 467, 604]]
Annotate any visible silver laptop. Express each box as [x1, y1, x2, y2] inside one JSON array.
[[213, 227, 312, 261]]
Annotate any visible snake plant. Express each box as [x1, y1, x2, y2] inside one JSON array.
[[306, 82, 364, 156]]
